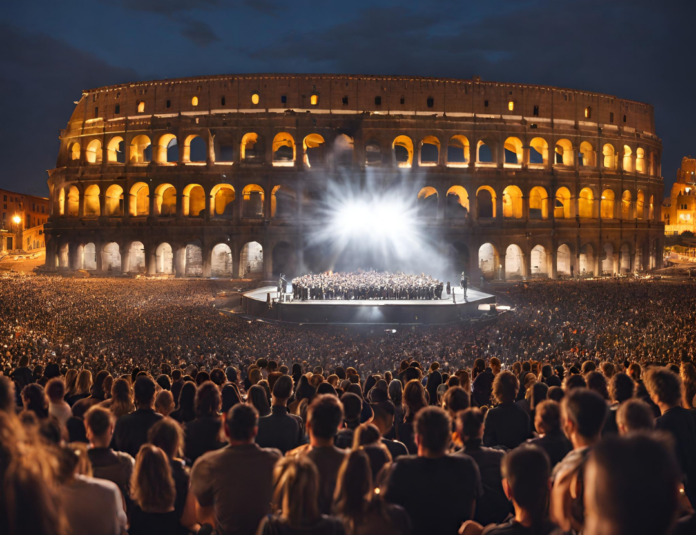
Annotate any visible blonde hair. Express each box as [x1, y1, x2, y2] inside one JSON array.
[[272, 456, 320, 527], [75, 370, 92, 396], [64, 369, 78, 398], [131, 445, 175, 513]]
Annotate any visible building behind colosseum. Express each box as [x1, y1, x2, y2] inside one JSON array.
[[45, 74, 665, 280]]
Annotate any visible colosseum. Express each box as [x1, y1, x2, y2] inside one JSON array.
[[45, 73, 665, 280]]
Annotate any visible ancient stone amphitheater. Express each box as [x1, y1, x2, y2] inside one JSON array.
[[45, 74, 664, 280]]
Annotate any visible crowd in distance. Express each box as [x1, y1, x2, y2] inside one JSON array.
[[0, 274, 696, 535]]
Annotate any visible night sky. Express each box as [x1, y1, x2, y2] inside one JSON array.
[[2, 0, 693, 198]]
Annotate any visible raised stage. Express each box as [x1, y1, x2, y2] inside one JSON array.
[[240, 286, 496, 325]]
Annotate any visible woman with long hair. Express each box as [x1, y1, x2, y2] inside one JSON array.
[[21, 383, 49, 419], [184, 381, 224, 463], [170, 381, 196, 424], [129, 445, 183, 535], [64, 368, 78, 400], [334, 450, 410, 535], [248, 384, 271, 417], [66, 369, 92, 406], [680, 362, 696, 409], [351, 424, 392, 483], [102, 377, 134, 418], [221, 383, 242, 414], [397, 380, 428, 454], [388, 380, 404, 429], [257, 456, 346, 534]]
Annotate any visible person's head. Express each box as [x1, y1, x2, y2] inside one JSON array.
[[225, 403, 258, 443], [442, 386, 470, 416], [501, 446, 551, 526], [456, 407, 484, 442], [334, 449, 373, 521], [154, 390, 174, 416], [85, 406, 114, 446], [541, 364, 553, 379], [221, 384, 242, 413], [248, 384, 271, 417], [493, 371, 519, 404], [388, 379, 403, 405], [0, 376, 15, 413], [627, 362, 642, 381], [616, 399, 655, 435], [489, 357, 501, 374], [307, 394, 344, 443], [195, 381, 221, 417], [584, 433, 681, 535], [562, 388, 607, 447], [564, 373, 587, 391], [644, 367, 682, 409], [133, 376, 157, 408], [548, 385, 564, 403], [609, 372, 634, 404], [45, 377, 65, 404], [178, 381, 196, 412], [582, 360, 597, 375], [340, 392, 362, 427], [601, 361, 616, 379], [21, 384, 47, 418], [414, 406, 451, 456], [272, 456, 320, 527], [370, 401, 395, 436], [272, 375, 294, 403], [131, 445, 175, 513], [534, 400, 563, 435], [530, 381, 549, 410], [210, 368, 226, 387], [75, 369, 92, 394], [148, 417, 185, 459], [586, 371, 609, 400], [403, 379, 427, 418], [156, 374, 171, 391]]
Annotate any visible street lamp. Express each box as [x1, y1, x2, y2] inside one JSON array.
[[12, 215, 21, 225]]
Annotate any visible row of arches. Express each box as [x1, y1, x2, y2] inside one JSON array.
[[57, 183, 296, 219], [67, 132, 660, 174], [415, 185, 656, 221], [55, 240, 297, 278]]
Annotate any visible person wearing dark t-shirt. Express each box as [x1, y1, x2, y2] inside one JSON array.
[[256, 375, 304, 454], [455, 408, 511, 526], [335, 392, 362, 449], [384, 406, 482, 535], [473, 361, 494, 407], [483, 371, 530, 449], [184, 381, 225, 463], [526, 400, 572, 468], [644, 367, 696, 505], [372, 401, 409, 460], [112, 376, 163, 458]]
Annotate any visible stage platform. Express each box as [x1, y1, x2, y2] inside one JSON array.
[[240, 286, 496, 325]]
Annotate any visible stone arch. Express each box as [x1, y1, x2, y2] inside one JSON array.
[[636, 190, 645, 220], [478, 243, 499, 280], [83, 243, 97, 270], [273, 132, 296, 166], [600, 189, 615, 219], [107, 137, 125, 163], [182, 184, 205, 217], [476, 186, 496, 218], [503, 137, 523, 165], [242, 184, 265, 218], [579, 187, 595, 218], [634, 245, 644, 271], [502, 185, 523, 219], [603, 144, 617, 170], [447, 135, 470, 166], [210, 184, 235, 218], [636, 147, 646, 173], [126, 241, 146, 273], [64, 186, 79, 217], [649, 195, 654, 220], [417, 187, 438, 217], [70, 142, 81, 161], [129, 135, 151, 164], [182, 135, 207, 164], [105, 185, 124, 216], [529, 137, 549, 165], [419, 136, 440, 165], [393, 135, 414, 168], [211, 243, 233, 277], [505, 244, 524, 279], [445, 186, 469, 219], [214, 134, 235, 163], [557, 244, 572, 275], [83, 185, 100, 216], [602, 243, 615, 274], [623, 145, 633, 172], [129, 182, 149, 216], [303, 133, 325, 167], [365, 139, 382, 166], [184, 240, 203, 277], [579, 243, 595, 275], [620, 243, 632, 273], [155, 134, 178, 164], [476, 140, 493, 163], [333, 133, 354, 167], [554, 139, 574, 165], [273, 241, 296, 277], [154, 183, 176, 216], [102, 242, 121, 272], [530, 245, 548, 277], [239, 241, 263, 278], [155, 242, 174, 274], [85, 140, 102, 164], [241, 133, 264, 162], [579, 141, 595, 167], [57, 242, 70, 269], [555, 187, 572, 219], [621, 190, 632, 219], [529, 186, 549, 220], [271, 185, 296, 218]]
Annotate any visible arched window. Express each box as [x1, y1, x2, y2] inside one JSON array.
[[503, 137, 523, 166], [303, 134, 325, 167], [154, 184, 176, 216], [417, 187, 438, 217], [241, 133, 263, 162], [529, 186, 549, 220], [636, 190, 645, 220], [531, 245, 548, 276], [584, 107, 592, 119], [447, 135, 470, 166], [446, 186, 469, 219], [242, 184, 265, 218], [579, 188, 594, 218], [505, 244, 523, 279], [420, 136, 440, 165], [85, 140, 102, 164], [478, 243, 499, 280], [636, 148, 646, 173], [156, 134, 178, 164], [477, 141, 493, 164], [129, 135, 151, 164], [182, 135, 207, 164], [251, 92, 260, 105], [182, 184, 205, 217], [601, 189, 615, 219], [393, 136, 413, 168], [477, 186, 497, 218], [137, 101, 145, 113], [365, 139, 382, 166], [83, 185, 100, 216], [649, 195, 654, 220], [579, 142, 595, 167], [271, 185, 296, 218], [529, 138, 549, 165], [603, 144, 617, 170], [623, 145, 633, 172], [191, 96, 198, 107], [211, 243, 233, 277], [210, 184, 235, 218], [107, 137, 125, 163], [70, 142, 81, 161], [555, 187, 572, 219], [334, 134, 354, 167], [65, 186, 79, 217], [503, 186, 523, 219], [105, 185, 124, 216], [555, 139, 574, 166], [272, 132, 296, 166], [240, 241, 263, 277], [129, 183, 149, 216], [621, 190, 632, 219]]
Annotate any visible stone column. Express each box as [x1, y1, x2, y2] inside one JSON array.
[[149, 188, 156, 217], [121, 244, 131, 274], [174, 246, 186, 277], [520, 252, 529, 279], [498, 253, 506, 281], [263, 242, 273, 280], [550, 249, 558, 279], [522, 145, 531, 169], [522, 195, 530, 221], [202, 243, 212, 277], [147, 246, 156, 275], [613, 252, 620, 275], [495, 193, 503, 221]]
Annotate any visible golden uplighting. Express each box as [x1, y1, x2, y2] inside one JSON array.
[[508, 101, 514, 111], [191, 96, 199, 107], [12, 215, 21, 224], [310, 94, 319, 106], [251, 92, 260, 105]]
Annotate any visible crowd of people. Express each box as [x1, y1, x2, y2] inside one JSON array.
[[291, 271, 445, 301], [1, 273, 696, 534]]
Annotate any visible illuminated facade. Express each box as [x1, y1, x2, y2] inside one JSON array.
[[663, 157, 696, 235], [45, 74, 664, 278], [0, 188, 49, 252]]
